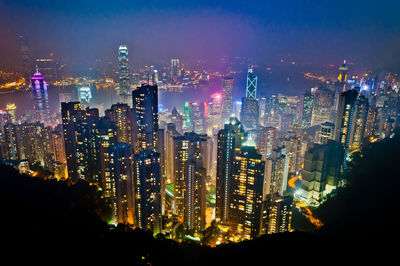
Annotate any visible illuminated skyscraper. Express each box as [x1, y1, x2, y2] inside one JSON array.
[[31, 67, 51, 126], [319, 122, 335, 144], [246, 66, 257, 99], [105, 103, 132, 144], [173, 132, 207, 232], [298, 141, 344, 205], [264, 146, 289, 197], [311, 88, 335, 127], [118, 45, 131, 104], [216, 117, 244, 223], [134, 150, 162, 234], [132, 84, 158, 153], [338, 60, 348, 92], [261, 194, 293, 235], [334, 90, 367, 161], [108, 143, 135, 225], [61, 102, 100, 182], [229, 141, 265, 240], [240, 97, 259, 129], [301, 90, 314, 128], [78, 86, 92, 108], [98, 117, 117, 200], [170, 59, 180, 81], [189, 102, 206, 134], [3, 123, 19, 160], [221, 77, 234, 122]]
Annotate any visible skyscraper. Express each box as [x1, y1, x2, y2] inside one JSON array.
[[108, 143, 135, 225], [264, 146, 289, 197], [62, 102, 100, 182], [319, 122, 335, 144], [301, 90, 314, 128], [229, 142, 265, 240], [118, 45, 131, 104], [246, 66, 257, 99], [134, 150, 162, 234], [240, 97, 259, 129], [173, 132, 207, 232], [221, 77, 234, 122], [338, 60, 348, 92], [31, 68, 51, 126], [105, 103, 132, 144], [261, 194, 293, 235], [132, 84, 158, 153], [189, 102, 206, 134], [216, 117, 245, 223], [298, 141, 344, 205]]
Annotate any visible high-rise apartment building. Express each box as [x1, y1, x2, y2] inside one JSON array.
[[132, 84, 158, 153], [216, 117, 245, 223], [229, 142, 265, 240], [134, 150, 162, 234]]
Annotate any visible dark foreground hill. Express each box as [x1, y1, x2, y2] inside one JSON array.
[[2, 133, 400, 263]]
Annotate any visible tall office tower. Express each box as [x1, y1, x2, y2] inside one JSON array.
[[216, 117, 245, 223], [170, 59, 180, 81], [281, 136, 302, 174], [258, 97, 267, 125], [311, 88, 335, 126], [318, 122, 335, 144], [108, 143, 135, 225], [31, 68, 51, 126], [245, 66, 257, 99], [229, 142, 265, 240], [189, 102, 206, 134], [98, 117, 117, 200], [207, 93, 222, 136], [221, 77, 234, 122], [264, 146, 289, 198], [364, 106, 377, 138], [334, 89, 358, 160], [18, 35, 33, 86], [298, 141, 344, 205], [3, 123, 20, 160], [61, 102, 100, 182], [240, 97, 259, 129], [173, 132, 207, 232], [170, 107, 183, 134], [301, 90, 314, 128], [118, 45, 131, 104], [134, 150, 162, 234], [337, 60, 348, 92], [105, 103, 132, 144], [261, 194, 293, 235], [351, 95, 369, 150], [132, 84, 158, 154]]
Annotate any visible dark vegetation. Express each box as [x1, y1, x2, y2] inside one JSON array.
[[2, 134, 400, 263]]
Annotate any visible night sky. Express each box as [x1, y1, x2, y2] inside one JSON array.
[[1, 0, 400, 70]]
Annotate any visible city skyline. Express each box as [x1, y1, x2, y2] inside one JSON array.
[[0, 1, 399, 262]]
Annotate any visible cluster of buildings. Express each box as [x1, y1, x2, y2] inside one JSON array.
[[1, 44, 399, 243]]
